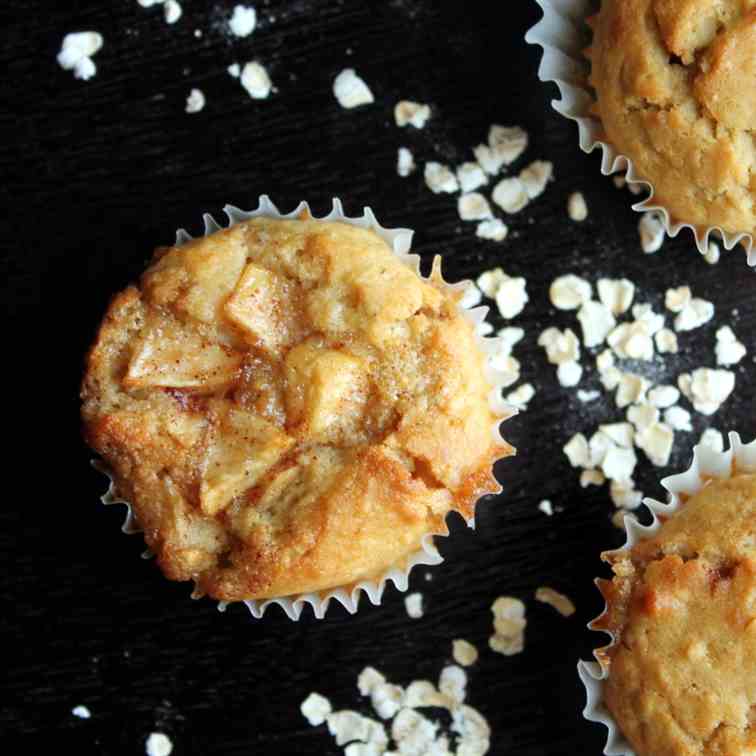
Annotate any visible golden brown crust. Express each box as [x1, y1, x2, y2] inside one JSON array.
[[590, 0, 756, 237], [597, 475, 756, 755], [81, 218, 510, 601]]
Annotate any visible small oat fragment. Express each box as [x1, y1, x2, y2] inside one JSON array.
[[495, 275, 528, 319], [563, 433, 590, 468], [647, 385, 680, 409], [185, 88, 205, 113], [688, 368, 735, 415], [535, 587, 576, 617], [240, 61, 272, 99], [394, 100, 431, 128], [439, 665, 467, 705], [458, 193, 493, 221], [476, 268, 507, 299], [567, 191, 588, 221], [664, 406, 693, 432], [370, 682, 404, 720], [476, 218, 508, 242], [577, 389, 600, 403], [397, 147, 415, 177], [403, 680, 448, 709], [391, 709, 438, 753], [538, 327, 580, 365], [557, 361, 582, 387], [452, 639, 479, 667], [145, 733, 173, 756], [505, 383, 535, 410], [615, 373, 650, 409], [635, 422, 674, 467], [301, 692, 333, 726], [492, 177, 529, 214], [699, 428, 725, 452], [549, 274, 592, 311], [599, 422, 634, 448], [164, 0, 182, 24], [665, 286, 692, 313], [424, 162, 459, 194], [357, 667, 386, 696], [627, 403, 660, 432], [488, 125, 529, 166], [655, 328, 678, 354], [597, 278, 635, 315], [489, 597, 526, 656], [580, 469, 605, 488], [639, 212, 665, 253], [609, 479, 643, 510], [327, 711, 387, 749], [72, 705, 91, 719], [601, 445, 638, 482], [675, 298, 714, 332], [489, 352, 520, 388], [577, 300, 616, 348], [333, 68, 373, 108], [452, 705, 492, 756], [457, 162, 488, 193], [519, 160, 553, 200], [405, 592, 424, 619], [227, 62, 241, 78], [715, 326, 746, 366], [57, 31, 104, 80], [538, 499, 554, 515], [497, 327, 525, 354], [229, 4, 257, 37], [704, 241, 720, 265]]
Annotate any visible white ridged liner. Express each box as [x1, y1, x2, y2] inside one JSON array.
[[525, 0, 755, 263], [92, 195, 515, 620], [578, 432, 756, 755]]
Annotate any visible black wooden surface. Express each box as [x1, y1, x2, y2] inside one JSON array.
[[3, 1, 755, 754]]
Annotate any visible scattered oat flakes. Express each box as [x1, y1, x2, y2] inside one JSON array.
[[145, 733, 173, 756], [394, 100, 431, 129], [639, 212, 665, 253], [699, 428, 724, 452], [675, 298, 714, 332], [358, 667, 386, 696], [476, 268, 507, 299], [635, 422, 674, 466], [397, 147, 415, 177], [557, 361, 582, 387], [563, 433, 590, 468], [229, 5, 257, 37], [72, 705, 91, 719], [458, 193, 492, 221], [601, 445, 638, 482], [549, 275, 592, 311], [599, 422, 634, 448], [240, 61, 272, 99], [57, 32, 103, 81], [647, 385, 680, 409], [301, 692, 333, 726], [615, 373, 650, 408], [327, 711, 387, 749], [405, 592, 424, 619], [424, 162, 460, 194], [452, 639, 479, 667], [535, 587, 576, 617], [371, 682, 404, 720], [475, 125, 528, 175], [185, 88, 205, 113], [567, 191, 588, 222], [627, 403, 659, 431], [538, 327, 580, 365], [333, 68, 374, 108], [686, 368, 735, 415], [665, 286, 692, 313]]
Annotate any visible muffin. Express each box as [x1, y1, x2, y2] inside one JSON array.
[[594, 474, 756, 755], [588, 0, 756, 238], [81, 213, 511, 603]]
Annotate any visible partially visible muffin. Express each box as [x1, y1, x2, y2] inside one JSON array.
[[81, 216, 511, 602], [595, 475, 756, 755], [589, 0, 756, 237]]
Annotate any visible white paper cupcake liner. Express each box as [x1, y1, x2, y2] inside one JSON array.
[[525, 0, 755, 263], [578, 431, 756, 755], [91, 195, 515, 620]]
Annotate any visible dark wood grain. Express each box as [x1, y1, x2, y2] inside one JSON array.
[[3, 1, 755, 754]]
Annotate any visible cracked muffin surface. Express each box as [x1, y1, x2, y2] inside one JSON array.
[[595, 474, 756, 755], [81, 216, 510, 601], [589, 0, 756, 237]]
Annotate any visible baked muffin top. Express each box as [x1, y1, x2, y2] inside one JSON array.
[[596, 474, 756, 755], [81, 216, 509, 602], [589, 0, 756, 236]]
